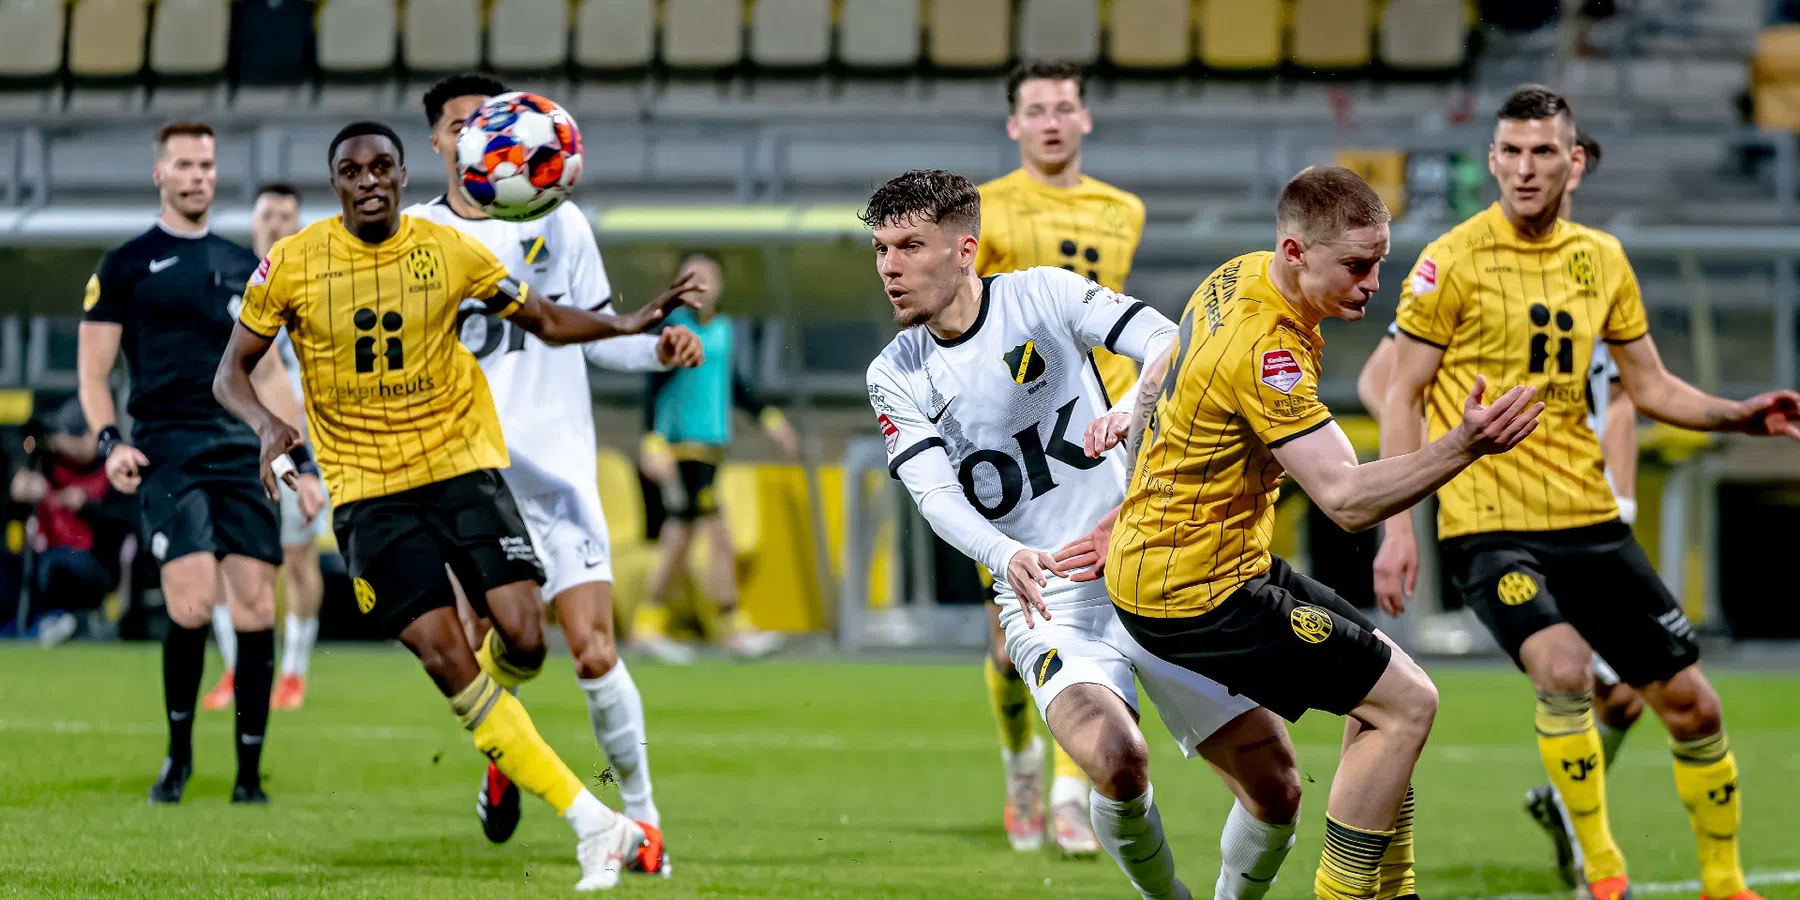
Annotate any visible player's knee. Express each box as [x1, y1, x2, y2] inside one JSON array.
[[416, 639, 480, 698], [1654, 670, 1722, 740], [1092, 729, 1151, 800], [1242, 764, 1304, 824], [1388, 667, 1440, 743], [1596, 684, 1646, 730], [1534, 655, 1595, 696], [569, 626, 620, 680]]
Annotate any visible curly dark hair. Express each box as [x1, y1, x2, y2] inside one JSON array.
[[423, 73, 509, 127], [1005, 60, 1086, 111], [860, 170, 982, 236]]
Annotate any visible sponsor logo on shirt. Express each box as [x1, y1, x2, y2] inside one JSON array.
[[878, 413, 899, 454], [248, 257, 272, 287], [1259, 349, 1303, 395], [1412, 257, 1438, 295]]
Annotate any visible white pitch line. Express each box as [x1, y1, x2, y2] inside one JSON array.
[[1465, 870, 1800, 900]]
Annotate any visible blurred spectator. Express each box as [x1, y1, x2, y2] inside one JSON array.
[[13, 399, 131, 646]]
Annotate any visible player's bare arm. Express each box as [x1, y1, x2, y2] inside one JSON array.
[[1357, 336, 1397, 426], [500, 273, 701, 346], [1082, 321, 1177, 457], [1370, 333, 1449, 610], [1283, 375, 1542, 535], [1602, 382, 1639, 503], [213, 323, 303, 501], [1609, 334, 1800, 439], [76, 320, 150, 493], [1062, 342, 1172, 575]]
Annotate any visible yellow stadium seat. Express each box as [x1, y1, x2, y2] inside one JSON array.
[[750, 0, 832, 68], [1108, 0, 1192, 70], [403, 0, 482, 72], [1198, 0, 1282, 71], [68, 0, 148, 77], [0, 0, 64, 79], [488, 0, 574, 71], [927, 0, 1012, 70], [1379, 0, 1470, 71], [1018, 0, 1101, 64], [1292, 0, 1372, 69], [662, 0, 744, 69], [316, 0, 398, 73], [575, 0, 656, 69]]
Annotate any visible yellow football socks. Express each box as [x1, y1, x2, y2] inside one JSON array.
[[1671, 731, 1747, 899], [452, 672, 584, 815], [1375, 785, 1417, 900], [476, 628, 542, 691], [983, 656, 1033, 754], [1316, 815, 1394, 900], [1051, 742, 1087, 787], [1537, 691, 1626, 883]]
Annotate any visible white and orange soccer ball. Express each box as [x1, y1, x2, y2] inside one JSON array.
[[455, 91, 584, 222]]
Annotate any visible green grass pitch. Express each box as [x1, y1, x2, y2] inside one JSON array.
[[1, 644, 1797, 899]]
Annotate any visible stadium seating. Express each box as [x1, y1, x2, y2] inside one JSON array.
[[1379, 0, 1471, 71], [663, 0, 745, 70], [1107, 0, 1193, 70], [403, 0, 484, 73], [151, 0, 230, 78], [1197, 0, 1282, 71], [230, 0, 314, 86], [750, 0, 832, 70], [839, 0, 920, 69], [927, 0, 1012, 70], [68, 0, 149, 78], [316, 0, 398, 74], [489, 0, 574, 72], [574, 0, 656, 70], [0, 0, 66, 81], [1292, 0, 1375, 70], [1018, 0, 1101, 64]]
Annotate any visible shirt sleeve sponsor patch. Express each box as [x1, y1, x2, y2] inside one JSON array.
[[1259, 349, 1304, 394], [1411, 257, 1438, 295], [248, 256, 272, 287], [878, 412, 899, 453]]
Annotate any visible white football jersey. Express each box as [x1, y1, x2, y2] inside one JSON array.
[[404, 198, 622, 497], [1587, 340, 1619, 440], [868, 267, 1174, 606]]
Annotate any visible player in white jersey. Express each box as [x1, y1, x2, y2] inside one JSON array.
[[204, 184, 327, 713], [1354, 132, 1647, 890], [863, 170, 1303, 900], [412, 74, 705, 863]]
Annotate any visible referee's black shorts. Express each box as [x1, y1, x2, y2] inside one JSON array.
[[332, 469, 545, 639], [137, 438, 280, 567], [1441, 520, 1699, 687], [1115, 555, 1393, 723]]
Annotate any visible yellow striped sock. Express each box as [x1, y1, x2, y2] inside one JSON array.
[[1375, 785, 1416, 900], [1316, 815, 1393, 900], [454, 675, 584, 816], [476, 628, 541, 691], [983, 656, 1033, 755], [1537, 691, 1626, 883], [1671, 732, 1746, 899]]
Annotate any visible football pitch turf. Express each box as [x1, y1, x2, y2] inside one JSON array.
[[2, 644, 1797, 899]]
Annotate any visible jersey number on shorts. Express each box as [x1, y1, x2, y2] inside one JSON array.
[[958, 396, 1102, 520]]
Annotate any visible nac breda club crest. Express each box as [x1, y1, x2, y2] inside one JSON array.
[[1003, 340, 1047, 385]]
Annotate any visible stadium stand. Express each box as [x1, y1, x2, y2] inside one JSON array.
[[838, 0, 922, 70], [0, 0, 64, 84], [1292, 0, 1376, 71], [68, 0, 150, 80], [663, 0, 746, 70], [150, 0, 231, 80], [1107, 0, 1193, 71], [315, 0, 398, 75], [927, 0, 1013, 70], [1018, 0, 1102, 65], [1197, 0, 1284, 71], [403, 0, 484, 74], [489, 0, 574, 73], [750, 0, 833, 70], [1379, 0, 1474, 72], [575, 0, 657, 71]]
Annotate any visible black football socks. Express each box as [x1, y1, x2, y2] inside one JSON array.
[[233, 628, 275, 792], [162, 621, 209, 764]]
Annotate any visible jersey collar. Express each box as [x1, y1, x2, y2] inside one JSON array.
[[328, 214, 413, 250], [155, 220, 209, 240], [431, 193, 487, 222], [931, 275, 994, 348]]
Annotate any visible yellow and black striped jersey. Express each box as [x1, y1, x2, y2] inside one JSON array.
[[976, 168, 1147, 402], [237, 215, 517, 505], [1106, 252, 1334, 618], [1395, 203, 1648, 539]]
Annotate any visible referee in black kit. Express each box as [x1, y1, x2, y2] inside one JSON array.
[[76, 122, 308, 804]]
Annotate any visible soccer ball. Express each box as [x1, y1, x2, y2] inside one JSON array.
[[455, 91, 584, 222]]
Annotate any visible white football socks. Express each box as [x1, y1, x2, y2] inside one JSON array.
[[562, 787, 621, 836], [578, 662, 659, 827], [280, 613, 319, 677], [1090, 785, 1187, 900], [1214, 798, 1297, 900], [1051, 774, 1089, 810], [212, 605, 237, 671]]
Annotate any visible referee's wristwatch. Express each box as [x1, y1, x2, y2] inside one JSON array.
[[96, 425, 124, 460]]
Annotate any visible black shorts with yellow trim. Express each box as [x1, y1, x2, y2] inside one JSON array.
[[331, 468, 544, 639], [1114, 555, 1392, 723], [1440, 520, 1698, 687], [662, 444, 724, 521]]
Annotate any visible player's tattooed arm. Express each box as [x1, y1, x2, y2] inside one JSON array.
[[1120, 342, 1175, 467], [496, 273, 701, 346], [1610, 334, 1800, 438]]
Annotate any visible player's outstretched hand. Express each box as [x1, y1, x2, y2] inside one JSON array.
[[104, 445, 148, 495], [1372, 530, 1418, 616], [618, 272, 702, 336], [656, 325, 705, 368], [1452, 375, 1543, 458], [1053, 505, 1120, 583], [255, 417, 304, 501], [296, 473, 325, 524], [1725, 389, 1800, 439], [1007, 548, 1065, 629], [1083, 411, 1131, 458]]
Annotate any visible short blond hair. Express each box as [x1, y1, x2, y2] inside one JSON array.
[[1276, 166, 1390, 245]]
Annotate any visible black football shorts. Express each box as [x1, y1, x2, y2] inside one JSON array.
[[1114, 555, 1393, 723], [663, 459, 721, 522], [137, 440, 280, 567], [1441, 520, 1699, 687], [332, 469, 545, 639]]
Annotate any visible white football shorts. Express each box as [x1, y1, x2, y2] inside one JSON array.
[[515, 488, 613, 600], [279, 478, 330, 548], [997, 592, 1259, 757]]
